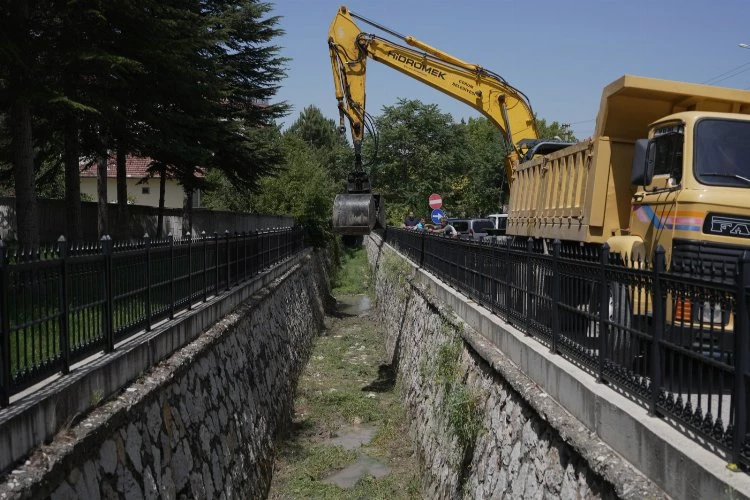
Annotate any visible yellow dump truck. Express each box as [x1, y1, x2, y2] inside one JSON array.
[[508, 75, 750, 267]]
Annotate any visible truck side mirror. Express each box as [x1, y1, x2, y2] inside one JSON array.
[[630, 138, 653, 186]]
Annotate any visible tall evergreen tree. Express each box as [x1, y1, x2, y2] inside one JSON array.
[[286, 105, 352, 186], [2, 1, 290, 243], [0, 0, 45, 246]]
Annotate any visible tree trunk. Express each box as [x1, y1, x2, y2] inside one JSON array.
[[10, 0, 39, 247], [157, 164, 166, 237], [64, 113, 82, 242], [182, 187, 193, 238], [116, 148, 128, 238], [11, 101, 39, 247], [97, 153, 108, 237]]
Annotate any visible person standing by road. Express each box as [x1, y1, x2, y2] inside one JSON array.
[[429, 218, 457, 237], [402, 210, 418, 228]]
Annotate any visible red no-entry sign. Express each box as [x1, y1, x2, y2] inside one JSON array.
[[429, 193, 442, 209]]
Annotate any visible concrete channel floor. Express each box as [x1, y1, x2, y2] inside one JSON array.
[[267, 293, 421, 498]]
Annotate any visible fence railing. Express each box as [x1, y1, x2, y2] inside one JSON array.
[[0, 227, 304, 407], [385, 228, 750, 468]]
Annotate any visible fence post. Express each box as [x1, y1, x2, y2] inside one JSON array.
[[419, 232, 426, 267], [201, 231, 207, 302], [505, 237, 512, 322], [263, 230, 268, 270], [214, 232, 220, 294], [168, 233, 175, 319], [235, 231, 240, 286], [551, 239, 561, 354], [597, 243, 610, 382], [225, 230, 231, 291], [242, 231, 248, 282], [144, 234, 152, 331], [101, 235, 114, 352], [273, 227, 281, 264], [186, 232, 193, 310], [489, 240, 498, 314], [0, 241, 10, 407], [731, 251, 750, 466], [524, 238, 533, 336], [251, 231, 258, 276], [58, 236, 70, 375], [649, 245, 666, 416]]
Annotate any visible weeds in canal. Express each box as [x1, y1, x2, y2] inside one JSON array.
[[269, 270, 420, 498], [331, 244, 372, 296], [422, 325, 484, 453], [381, 250, 412, 301], [445, 384, 483, 448]]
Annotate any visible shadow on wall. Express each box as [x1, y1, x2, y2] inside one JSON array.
[[0, 198, 295, 243]]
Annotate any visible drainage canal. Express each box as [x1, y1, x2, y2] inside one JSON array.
[[268, 247, 421, 498]]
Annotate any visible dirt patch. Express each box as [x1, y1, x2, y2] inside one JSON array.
[[328, 423, 378, 450], [322, 454, 391, 488]]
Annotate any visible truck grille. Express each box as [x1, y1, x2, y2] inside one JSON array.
[[670, 239, 750, 284]]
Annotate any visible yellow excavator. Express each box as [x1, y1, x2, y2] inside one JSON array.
[[328, 5, 569, 235]]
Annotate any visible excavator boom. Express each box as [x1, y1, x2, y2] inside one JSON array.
[[328, 5, 540, 235]]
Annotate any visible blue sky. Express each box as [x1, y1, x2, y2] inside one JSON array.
[[271, 0, 750, 139]]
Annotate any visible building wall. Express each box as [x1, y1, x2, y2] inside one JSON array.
[[80, 178, 185, 208]]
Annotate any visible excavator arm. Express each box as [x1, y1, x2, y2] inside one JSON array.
[[328, 5, 540, 235], [329, 5, 539, 181]]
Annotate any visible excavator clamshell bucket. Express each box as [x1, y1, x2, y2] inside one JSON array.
[[332, 193, 376, 235]]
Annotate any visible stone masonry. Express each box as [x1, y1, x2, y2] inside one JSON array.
[[365, 236, 664, 500], [0, 251, 330, 499]]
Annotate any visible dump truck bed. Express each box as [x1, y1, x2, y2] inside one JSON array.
[[506, 75, 750, 243]]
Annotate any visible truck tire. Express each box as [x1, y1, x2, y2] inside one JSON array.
[[606, 283, 644, 374]]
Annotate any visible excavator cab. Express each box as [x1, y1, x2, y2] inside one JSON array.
[[518, 138, 575, 162]]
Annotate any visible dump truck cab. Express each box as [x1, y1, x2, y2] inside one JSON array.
[[631, 111, 750, 268]]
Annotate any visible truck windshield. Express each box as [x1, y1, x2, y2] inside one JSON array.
[[695, 119, 750, 188]]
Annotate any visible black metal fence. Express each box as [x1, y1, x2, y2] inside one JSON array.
[[0, 227, 304, 407], [386, 228, 750, 467]]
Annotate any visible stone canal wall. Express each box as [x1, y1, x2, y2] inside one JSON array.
[[365, 234, 665, 499], [0, 250, 331, 499]]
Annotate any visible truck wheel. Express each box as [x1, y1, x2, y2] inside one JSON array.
[[607, 283, 644, 374]]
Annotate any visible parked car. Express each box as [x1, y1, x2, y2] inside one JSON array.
[[446, 218, 470, 238], [482, 213, 510, 243], [448, 218, 494, 241], [466, 218, 494, 241], [487, 213, 508, 234]]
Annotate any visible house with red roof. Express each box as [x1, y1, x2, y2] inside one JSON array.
[[80, 155, 199, 209]]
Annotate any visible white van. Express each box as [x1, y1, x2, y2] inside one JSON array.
[[487, 213, 508, 233]]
